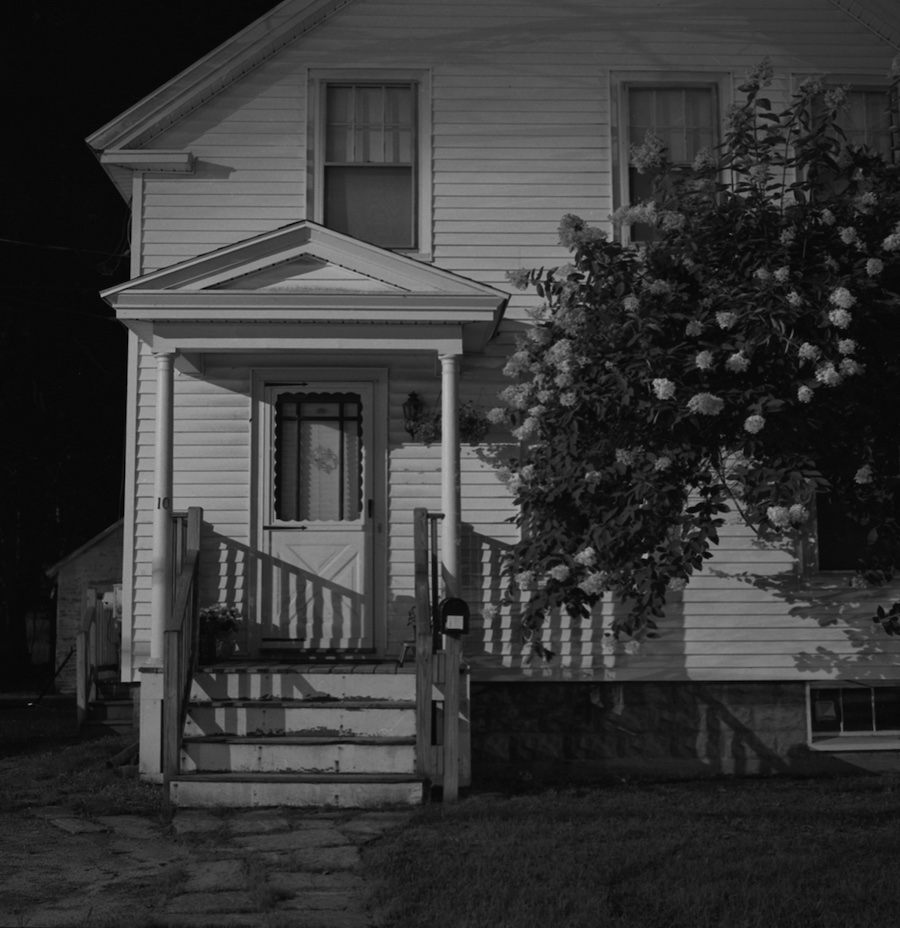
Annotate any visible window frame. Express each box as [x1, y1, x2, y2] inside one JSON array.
[[807, 682, 900, 752], [610, 71, 730, 245], [795, 72, 899, 162], [307, 68, 432, 259]]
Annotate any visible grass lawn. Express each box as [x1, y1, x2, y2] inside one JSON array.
[[367, 777, 900, 928]]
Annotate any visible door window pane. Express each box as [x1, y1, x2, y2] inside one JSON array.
[[274, 392, 363, 522]]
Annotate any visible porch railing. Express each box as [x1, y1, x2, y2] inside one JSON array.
[[413, 507, 471, 800], [163, 507, 202, 785]]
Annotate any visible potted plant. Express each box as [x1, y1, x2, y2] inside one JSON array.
[[198, 604, 243, 663]]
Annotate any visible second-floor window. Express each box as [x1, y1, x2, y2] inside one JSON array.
[[624, 84, 719, 242], [323, 83, 417, 249]]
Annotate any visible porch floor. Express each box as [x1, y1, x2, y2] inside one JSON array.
[[196, 659, 415, 675]]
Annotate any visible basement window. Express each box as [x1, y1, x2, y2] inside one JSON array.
[[808, 683, 900, 751]]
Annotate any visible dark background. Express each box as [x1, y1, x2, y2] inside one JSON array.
[[1, 2, 280, 686]]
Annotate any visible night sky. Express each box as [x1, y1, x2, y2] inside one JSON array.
[[1, 2, 281, 677]]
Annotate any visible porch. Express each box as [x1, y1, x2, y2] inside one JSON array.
[[141, 507, 469, 806]]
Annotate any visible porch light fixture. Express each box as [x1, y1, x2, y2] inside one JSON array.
[[403, 392, 424, 437]]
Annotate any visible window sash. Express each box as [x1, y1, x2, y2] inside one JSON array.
[[321, 82, 417, 249]]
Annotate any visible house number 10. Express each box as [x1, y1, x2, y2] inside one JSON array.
[[157, 497, 171, 509]]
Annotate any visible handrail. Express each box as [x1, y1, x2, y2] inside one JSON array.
[[162, 506, 202, 785]]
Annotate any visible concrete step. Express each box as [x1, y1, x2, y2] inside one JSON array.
[[181, 735, 416, 774], [190, 666, 415, 703], [168, 772, 425, 808], [183, 700, 416, 738]]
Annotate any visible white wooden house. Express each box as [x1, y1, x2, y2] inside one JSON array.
[[87, 0, 900, 804]]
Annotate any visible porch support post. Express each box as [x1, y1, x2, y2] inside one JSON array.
[[149, 350, 175, 665], [439, 353, 460, 597]]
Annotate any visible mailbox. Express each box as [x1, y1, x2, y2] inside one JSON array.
[[440, 597, 470, 636]]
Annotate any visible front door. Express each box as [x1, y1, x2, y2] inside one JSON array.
[[260, 383, 374, 652]]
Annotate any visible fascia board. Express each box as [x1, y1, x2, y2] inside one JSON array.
[[100, 151, 195, 173]]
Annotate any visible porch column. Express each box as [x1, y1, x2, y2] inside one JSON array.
[[149, 350, 175, 665], [439, 353, 461, 597]]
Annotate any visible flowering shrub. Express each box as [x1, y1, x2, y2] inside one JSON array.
[[199, 604, 242, 640], [494, 59, 900, 651], [407, 401, 490, 445]]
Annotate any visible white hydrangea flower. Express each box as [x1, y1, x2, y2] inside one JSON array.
[[549, 564, 570, 582], [560, 391, 577, 407], [767, 506, 791, 527], [616, 449, 635, 467], [669, 577, 687, 592], [687, 393, 725, 415], [829, 287, 856, 310], [584, 470, 602, 485], [755, 267, 773, 282], [623, 640, 640, 656], [487, 407, 506, 425], [725, 352, 750, 373], [512, 416, 540, 441], [695, 350, 715, 370], [654, 456, 672, 472], [779, 228, 796, 245], [839, 226, 858, 245], [855, 465, 873, 485], [867, 258, 884, 276], [787, 290, 803, 307], [837, 339, 856, 355], [622, 294, 640, 312], [484, 603, 501, 620], [744, 415, 766, 434], [883, 233, 900, 252], [815, 363, 842, 387], [789, 504, 810, 524], [578, 572, 607, 596], [685, 320, 704, 337], [774, 266, 790, 283], [797, 385, 814, 403], [574, 547, 597, 567], [840, 358, 863, 377], [515, 570, 536, 590], [828, 308, 852, 329], [798, 342, 821, 361], [527, 326, 553, 346], [820, 209, 836, 226], [716, 311, 738, 330], [652, 378, 676, 400]]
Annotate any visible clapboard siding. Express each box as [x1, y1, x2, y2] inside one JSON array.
[[121, 0, 900, 678]]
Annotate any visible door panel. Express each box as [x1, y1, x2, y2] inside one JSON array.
[[261, 384, 373, 651]]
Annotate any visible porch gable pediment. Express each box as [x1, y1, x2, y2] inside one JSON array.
[[101, 222, 508, 353]]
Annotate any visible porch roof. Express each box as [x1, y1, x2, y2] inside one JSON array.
[[101, 221, 509, 355]]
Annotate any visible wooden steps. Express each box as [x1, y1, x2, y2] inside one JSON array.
[[168, 664, 425, 808]]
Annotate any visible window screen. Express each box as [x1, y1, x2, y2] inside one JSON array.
[[324, 84, 416, 248]]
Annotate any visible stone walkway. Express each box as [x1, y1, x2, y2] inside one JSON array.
[[10, 805, 414, 927]]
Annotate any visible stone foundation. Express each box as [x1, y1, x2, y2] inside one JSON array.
[[470, 681, 899, 786]]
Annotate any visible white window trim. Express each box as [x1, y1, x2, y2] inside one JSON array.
[[609, 70, 732, 246], [806, 681, 900, 752], [307, 68, 433, 260]]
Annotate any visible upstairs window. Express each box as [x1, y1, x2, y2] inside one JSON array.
[[615, 77, 722, 244], [832, 88, 896, 159], [321, 82, 417, 250]]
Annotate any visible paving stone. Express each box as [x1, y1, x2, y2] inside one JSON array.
[[228, 815, 290, 836], [182, 859, 247, 893], [172, 811, 228, 835], [267, 870, 367, 894], [277, 890, 359, 911], [166, 890, 259, 915], [289, 845, 361, 871], [274, 908, 373, 928], [45, 816, 110, 835], [232, 828, 351, 852], [95, 814, 164, 839]]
